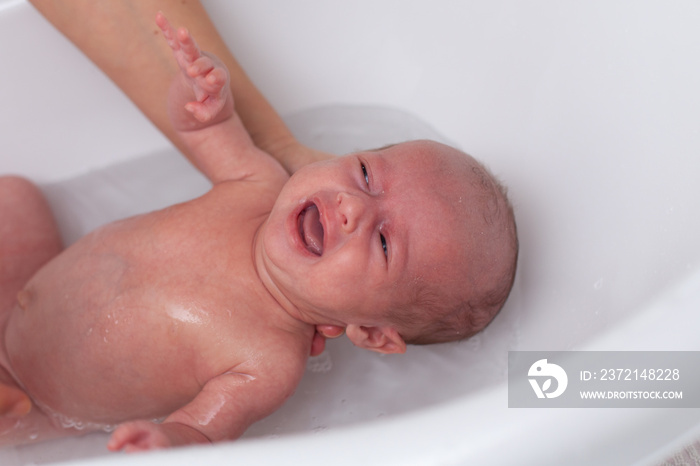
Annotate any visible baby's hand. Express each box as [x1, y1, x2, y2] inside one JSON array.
[[156, 12, 231, 124], [107, 421, 172, 452], [108, 420, 209, 452]]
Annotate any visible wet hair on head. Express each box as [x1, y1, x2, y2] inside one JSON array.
[[388, 159, 518, 345]]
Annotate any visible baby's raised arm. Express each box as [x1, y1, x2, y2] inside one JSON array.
[[31, 0, 333, 175], [156, 13, 287, 184]]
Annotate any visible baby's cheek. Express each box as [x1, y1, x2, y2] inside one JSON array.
[[319, 263, 374, 305]]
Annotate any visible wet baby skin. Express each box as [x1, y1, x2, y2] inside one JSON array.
[[1, 13, 505, 452], [0, 14, 317, 451]]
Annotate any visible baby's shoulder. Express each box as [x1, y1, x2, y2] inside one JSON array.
[[245, 326, 312, 384], [196, 320, 310, 398], [207, 177, 284, 211]]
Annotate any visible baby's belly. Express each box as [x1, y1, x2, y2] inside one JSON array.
[[3, 221, 215, 426]]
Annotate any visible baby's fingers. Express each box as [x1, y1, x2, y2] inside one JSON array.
[[156, 12, 201, 66], [187, 56, 215, 79], [108, 421, 172, 452], [175, 27, 202, 64], [185, 100, 224, 123], [195, 68, 228, 95], [155, 12, 179, 51]]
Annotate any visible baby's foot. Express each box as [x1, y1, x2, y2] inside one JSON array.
[[0, 383, 31, 418], [156, 12, 230, 123]]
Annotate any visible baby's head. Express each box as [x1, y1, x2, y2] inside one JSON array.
[[375, 141, 518, 346], [259, 140, 518, 352]]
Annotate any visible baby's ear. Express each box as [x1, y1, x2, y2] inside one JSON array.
[[346, 325, 406, 354]]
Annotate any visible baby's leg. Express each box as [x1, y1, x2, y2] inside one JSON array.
[[0, 176, 62, 318], [0, 176, 62, 417]]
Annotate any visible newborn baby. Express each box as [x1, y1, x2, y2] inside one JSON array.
[[0, 14, 518, 451]]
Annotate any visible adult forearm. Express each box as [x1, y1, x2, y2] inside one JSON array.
[[29, 0, 329, 174]]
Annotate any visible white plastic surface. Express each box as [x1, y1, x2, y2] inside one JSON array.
[[1, 1, 699, 465]]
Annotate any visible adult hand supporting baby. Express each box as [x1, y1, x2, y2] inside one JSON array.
[[28, 0, 333, 175]]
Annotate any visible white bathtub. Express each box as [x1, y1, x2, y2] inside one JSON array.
[[2, 1, 700, 464]]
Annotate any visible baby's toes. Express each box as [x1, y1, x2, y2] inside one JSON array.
[[0, 384, 32, 417]]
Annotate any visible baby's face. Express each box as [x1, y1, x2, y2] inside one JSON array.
[[258, 140, 478, 326]]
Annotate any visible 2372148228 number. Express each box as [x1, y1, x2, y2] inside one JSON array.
[[599, 368, 680, 381]]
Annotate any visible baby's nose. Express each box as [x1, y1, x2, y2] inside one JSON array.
[[336, 192, 368, 233]]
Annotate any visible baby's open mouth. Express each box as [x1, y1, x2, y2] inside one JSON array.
[[298, 203, 324, 256]]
